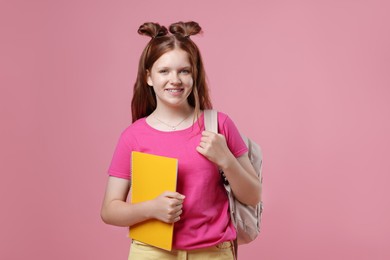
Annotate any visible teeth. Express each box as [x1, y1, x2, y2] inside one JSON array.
[[167, 89, 182, 92]]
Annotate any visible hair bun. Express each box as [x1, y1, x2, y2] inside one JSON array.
[[169, 21, 202, 38], [138, 22, 168, 38]]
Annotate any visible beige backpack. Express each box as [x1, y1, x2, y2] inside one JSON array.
[[204, 110, 263, 246]]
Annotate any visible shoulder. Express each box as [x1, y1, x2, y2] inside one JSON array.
[[118, 118, 148, 144], [209, 110, 241, 134], [216, 111, 229, 121], [216, 111, 235, 128], [202, 109, 238, 130], [121, 117, 147, 135], [214, 110, 248, 156]]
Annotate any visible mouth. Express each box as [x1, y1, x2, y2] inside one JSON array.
[[165, 88, 184, 93]]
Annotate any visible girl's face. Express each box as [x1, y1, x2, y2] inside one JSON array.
[[147, 48, 194, 110]]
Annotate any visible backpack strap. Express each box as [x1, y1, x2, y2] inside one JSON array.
[[203, 109, 218, 133], [204, 109, 239, 259]]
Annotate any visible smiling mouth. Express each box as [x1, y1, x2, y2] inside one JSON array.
[[166, 88, 184, 93]]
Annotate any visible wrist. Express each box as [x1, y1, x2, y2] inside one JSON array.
[[219, 153, 236, 172], [143, 199, 155, 219]]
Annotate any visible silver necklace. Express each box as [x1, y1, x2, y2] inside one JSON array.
[[153, 113, 192, 131]]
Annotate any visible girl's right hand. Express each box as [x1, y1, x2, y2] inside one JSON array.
[[149, 191, 185, 223]]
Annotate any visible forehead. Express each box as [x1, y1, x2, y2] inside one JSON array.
[[152, 48, 191, 68]]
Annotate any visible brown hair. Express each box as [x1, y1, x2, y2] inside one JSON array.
[[131, 21, 212, 122]]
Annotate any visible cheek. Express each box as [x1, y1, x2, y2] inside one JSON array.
[[152, 76, 168, 87], [186, 77, 194, 88]]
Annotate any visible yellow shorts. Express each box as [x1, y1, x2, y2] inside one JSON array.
[[128, 240, 235, 260]]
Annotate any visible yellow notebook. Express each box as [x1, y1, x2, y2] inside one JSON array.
[[129, 151, 178, 251]]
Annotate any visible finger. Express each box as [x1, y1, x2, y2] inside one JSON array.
[[199, 141, 208, 149], [166, 208, 182, 222], [166, 216, 177, 224], [175, 209, 183, 217], [202, 134, 219, 145], [201, 130, 213, 137], [169, 199, 183, 208], [196, 145, 205, 154], [163, 191, 185, 199], [206, 131, 219, 138], [200, 136, 208, 142], [197, 144, 210, 153], [174, 199, 184, 206], [175, 193, 185, 200], [175, 202, 183, 209]]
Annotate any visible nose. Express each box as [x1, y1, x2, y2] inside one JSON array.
[[170, 72, 182, 85]]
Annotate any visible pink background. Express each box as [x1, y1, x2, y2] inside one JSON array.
[[1, 0, 389, 259]]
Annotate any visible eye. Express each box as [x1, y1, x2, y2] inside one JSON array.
[[158, 69, 168, 74], [180, 69, 191, 74]]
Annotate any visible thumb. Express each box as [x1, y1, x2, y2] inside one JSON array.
[[162, 191, 185, 200]]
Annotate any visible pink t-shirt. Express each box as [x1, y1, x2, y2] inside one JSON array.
[[108, 111, 248, 250]]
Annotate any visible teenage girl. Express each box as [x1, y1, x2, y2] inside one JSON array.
[[101, 21, 261, 260]]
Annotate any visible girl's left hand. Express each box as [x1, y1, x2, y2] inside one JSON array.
[[196, 131, 234, 169]]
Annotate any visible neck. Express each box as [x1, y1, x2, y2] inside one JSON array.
[[148, 105, 196, 131], [153, 105, 194, 120]]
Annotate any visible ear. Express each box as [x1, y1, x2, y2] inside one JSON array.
[[146, 70, 153, 86]]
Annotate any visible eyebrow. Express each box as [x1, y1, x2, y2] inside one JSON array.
[[156, 65, 191, 70], [178, 66, 192, 70]]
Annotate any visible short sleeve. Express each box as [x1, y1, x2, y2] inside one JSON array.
[[107, 131, 134, 180], [219, 114, 248, 158]]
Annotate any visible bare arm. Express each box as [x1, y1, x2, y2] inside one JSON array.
[[196, 131, 261, 206], [220, 152, 262, 206], [100, 176, 185, 226]]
